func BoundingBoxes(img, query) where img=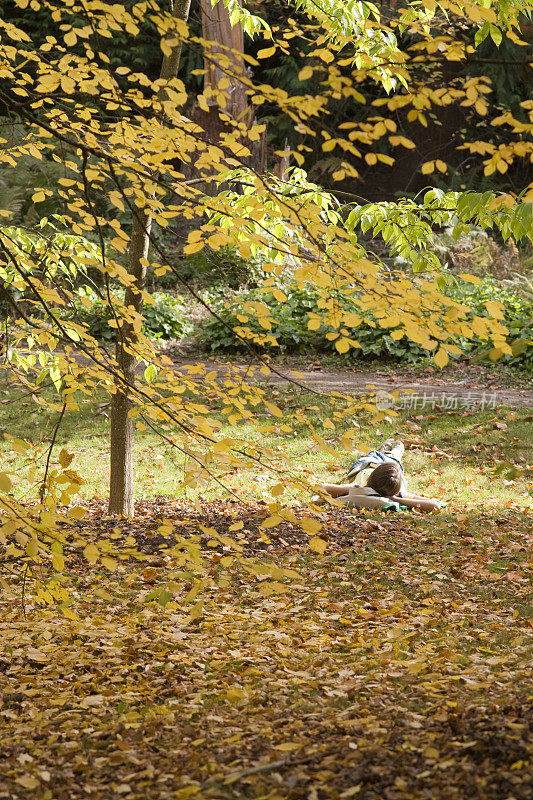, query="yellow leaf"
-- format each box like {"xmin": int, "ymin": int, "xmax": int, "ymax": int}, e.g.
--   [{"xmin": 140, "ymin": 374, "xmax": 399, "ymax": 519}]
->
[
  {"xmin": 265, "ymin": 401, "xmax": 283, "ymax": 417},
  {"xmin": 197, "ymin": 93, "xmax": 209, "ymax": 113},
  {"xmin": 261, "ymin": 514, "xmax": 283, "ymax": 529},
  {"xmin": 458, "ymin": 273, "xmax": 481, "ymax": 284},
  {"xmin": 83, "ymin": 543, "xmax": 99, "ymax": 564},
  {"xmin": 421, "ymin": 161, "xmax": 435, "ymax": 174},
  {"xmin": 68, "ymin": 506, "xmax": 86, "ymax": 520},
  {"xmin": 174, "ymin": 788, "xmax": 201, "ymax": 799},
  {"xmin": 340, "ymin": 786, "xmax": 362, "ymax": 798},
  {"xmin": 108, "ymin": 192, "xmax": 125, "ymax": 211},
  {"xmin": 12, "ymin": 438, "xmax": 29, "ymax": 454},
  {"xmin": 435, "ymin": 159, "xmax": 447, "ymax": 173},
  {"xmin": 335, "ymin": 337, "xmax": 350, "ymax": 354},
  {"xmin": 226, "ymin": 686, "xmax": 248, "ymax": 703},
  {"xmin": 316, "ymin": 48, "xmax": 334, "ymax": 63},
  {"xmin": 94, "ymin": 587, "xmax": 113, "ymax": 601},
  {"xmin": 188, "ymin": 599, "xmax": 204, "ymax": 621},
  {"xmin": 485, "ymin": 300, "xmax": 504, "ymax": 319},
  {"xmin": 434, "ymin": 347, "xmax": 449, "ymax": 368},
  {"xmin": 58, "ymin": 448, "xmax": 74, "ymax": 468},
  {"xmin": 257, "ymin": 580, "xmax": 288, "ymax": 596},
  {"xmin": 273, "ymin": 742, "xmax": 301, "ymax": 751},
  {"xmin": 298, "ymin": 65, "xmax": 313, "ymax": 81},
  {"xmin": 183, "ymin": 241, "xmax": 204, "ymax": 255},
  {"xmin": 26, "ymin": 539, "xmax": 38, "ymax": 559},
  {"xmin": 16, "ymin": 775, "xmax": 40, "ymax": 790},
  {"xmin": 257, "ymin": 47, "xmax": 276, "ymax": 59},
  {"xmin": 52, "ymin": 553, "xmax": 65, "ymax": 572},
  {"xmin": 61, "ymin": 75, "xmax": 76, "ymax": 94},
  {"xmin": 64, "ymin": 30, "xmax": 77, "ymax": 47},
  {"xmin": 300, "ymin": 517, "xmax": 323, "ymax": 535},
  {"xmin": 0, "ymin": 472, "xmax": 12, "ymax": 493},
  {"xmin": 309, "ymin": 536, "xmax": 327, "ymax": 554},
  {"xmin": 101, "ymin": 556, "xmax": 117, "ymax": 572}
]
